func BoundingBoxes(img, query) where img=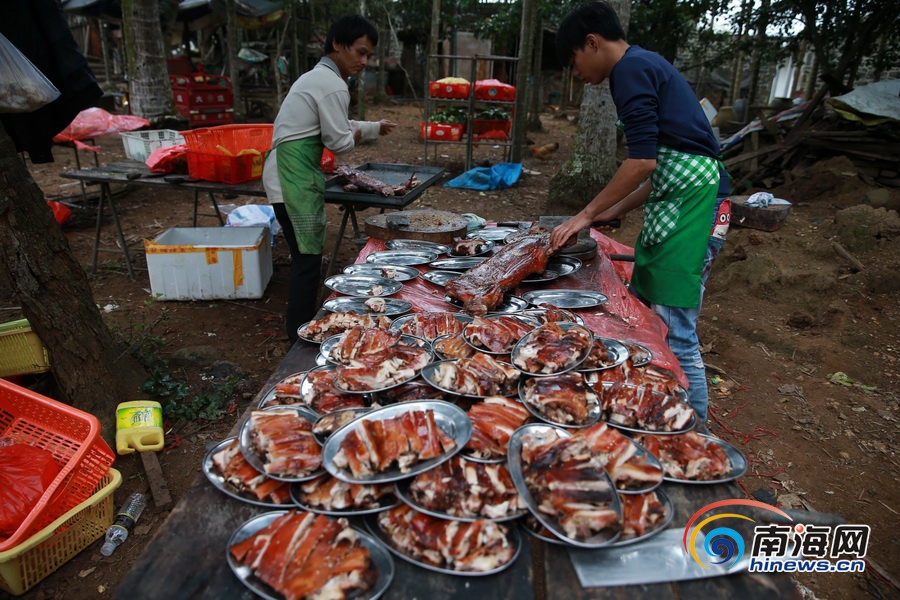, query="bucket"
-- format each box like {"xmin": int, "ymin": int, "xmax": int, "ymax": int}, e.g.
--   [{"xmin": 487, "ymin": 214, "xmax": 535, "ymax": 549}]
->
[{"xmin": 115, "ymin": 401, "xmax": 165, "ymax": 455}]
